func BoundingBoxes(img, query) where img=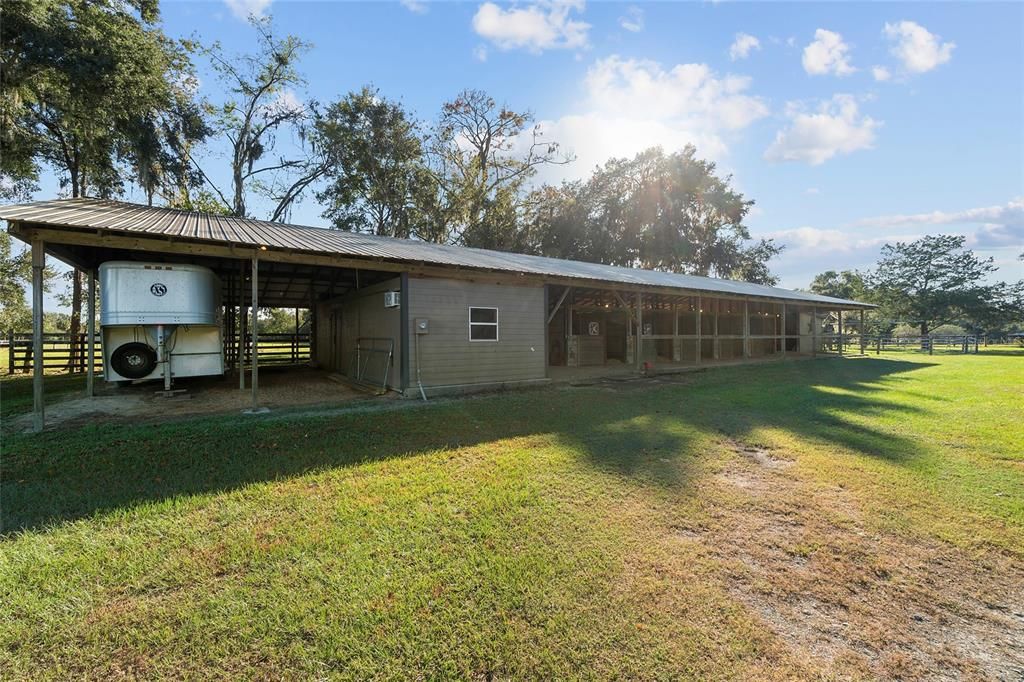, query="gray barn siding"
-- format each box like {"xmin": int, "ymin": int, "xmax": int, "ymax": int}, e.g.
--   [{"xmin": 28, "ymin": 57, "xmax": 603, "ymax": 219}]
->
[
  {"xmin": 315, "ymin": 278, "xmax": 402, "ymax": 387},
  {"xmin": 407, "ymin": 277, "xmax": 546, "ymax": 391}
]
